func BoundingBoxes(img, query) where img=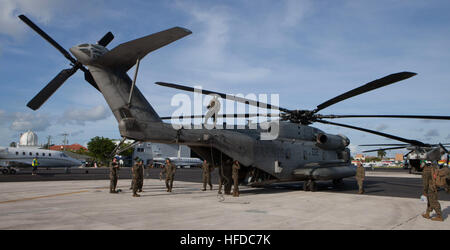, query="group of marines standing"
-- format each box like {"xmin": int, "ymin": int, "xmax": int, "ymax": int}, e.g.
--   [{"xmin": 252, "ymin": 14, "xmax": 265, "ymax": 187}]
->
[{"xmin": 109, "ymin": 157, "xmax": 242, "ymax": 198}]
